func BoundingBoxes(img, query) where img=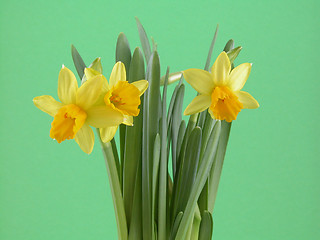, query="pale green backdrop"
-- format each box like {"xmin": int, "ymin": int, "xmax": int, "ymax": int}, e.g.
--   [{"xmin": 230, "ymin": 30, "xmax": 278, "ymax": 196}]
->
[{"xmin": 1, "ymin": 0, "xmax": 319, "ymax": 239}]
